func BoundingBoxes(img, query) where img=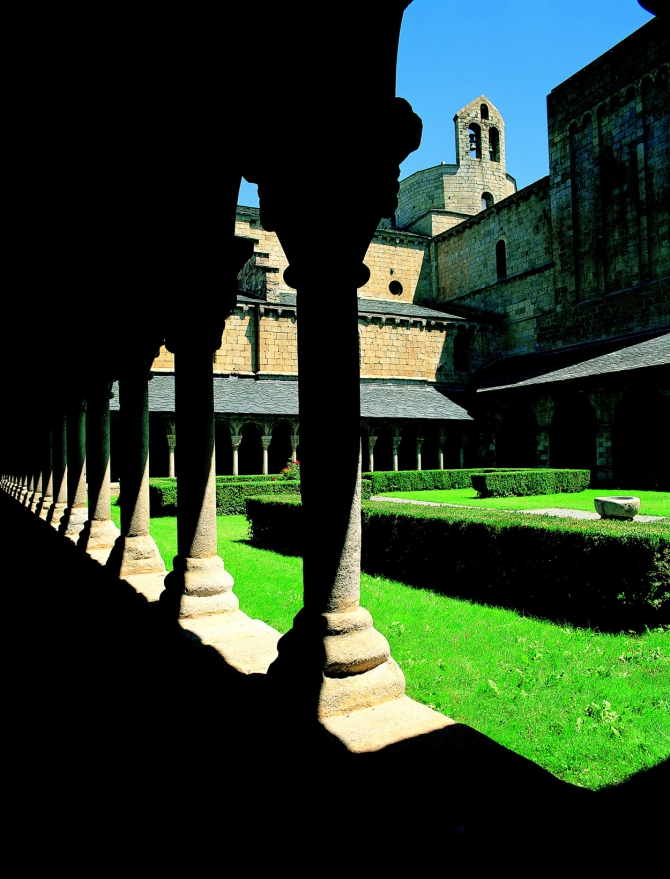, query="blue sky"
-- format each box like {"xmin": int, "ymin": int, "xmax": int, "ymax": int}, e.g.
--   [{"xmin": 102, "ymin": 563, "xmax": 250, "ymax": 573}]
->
[{"xmin": 237, "ymin": 0, "xmax": 653, "ymax": 206}]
